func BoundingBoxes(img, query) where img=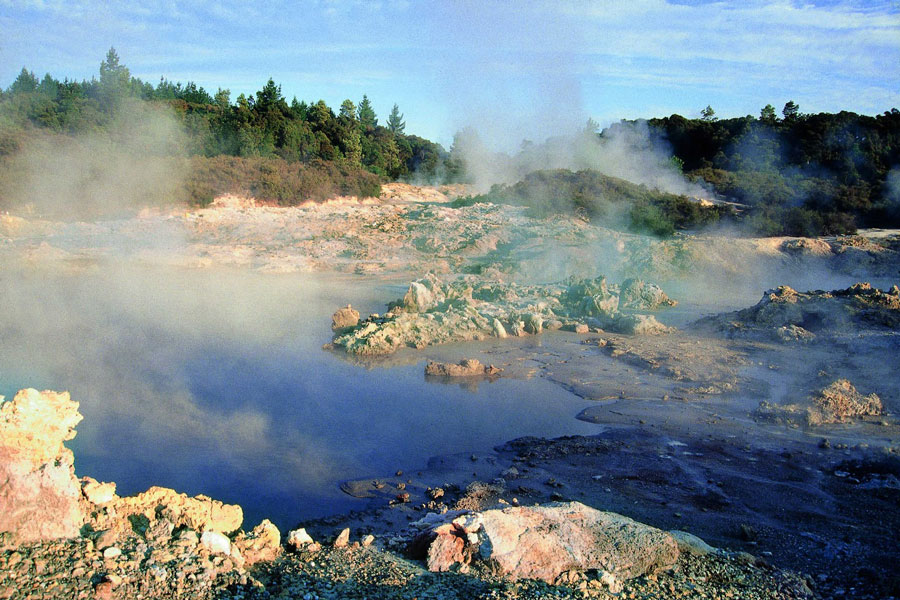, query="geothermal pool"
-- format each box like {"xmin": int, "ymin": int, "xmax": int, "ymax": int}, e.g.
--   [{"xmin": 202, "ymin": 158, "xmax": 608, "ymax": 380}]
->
[{"xmin": 0, "ymin": 264, "xmax": 598, "ymax": 530}]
